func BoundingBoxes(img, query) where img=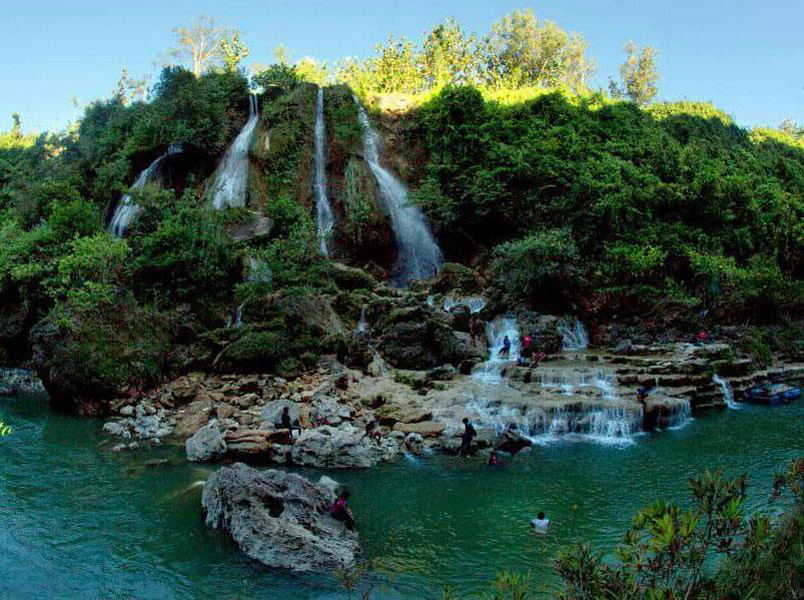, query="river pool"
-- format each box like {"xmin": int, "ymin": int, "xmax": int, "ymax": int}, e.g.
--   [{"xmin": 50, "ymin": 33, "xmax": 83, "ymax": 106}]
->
[{"xmin": 1, "ymin": 393, "xmax": 801, "ymax": 599}]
